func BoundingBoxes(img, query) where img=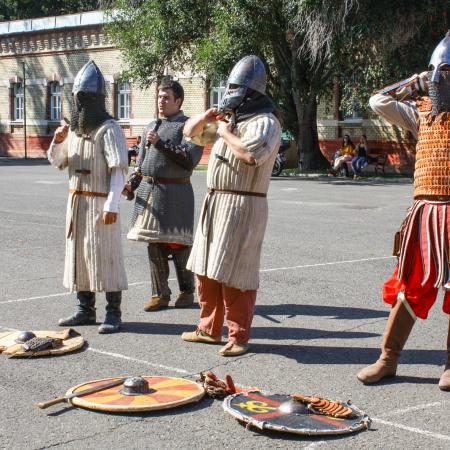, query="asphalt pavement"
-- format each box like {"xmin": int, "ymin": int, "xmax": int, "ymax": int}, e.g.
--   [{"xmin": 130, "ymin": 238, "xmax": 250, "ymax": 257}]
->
[{"xmin": 0, "ymin": 159, "xmax": 449, "ymax": 449}]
